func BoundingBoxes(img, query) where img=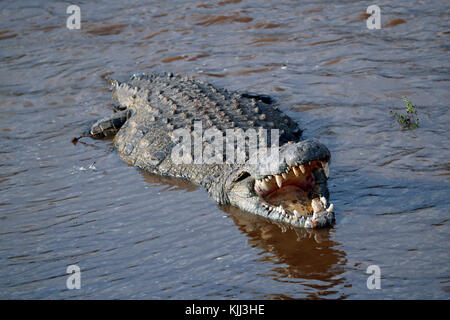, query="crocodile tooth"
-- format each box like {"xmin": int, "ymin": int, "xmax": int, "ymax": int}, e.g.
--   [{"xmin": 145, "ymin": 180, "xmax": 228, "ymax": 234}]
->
[
  {"xmin": 264, "ymin": 177, "xmax": 270, "ymax": 182},
  {"xmin": 299, "ymin": 164, "xmax": 306, "ymax": 174},
  {"xmin": 311, "ymin": 198, "xmax": 325, "ymax": 214},
  {"xmin": 293, "ymin": 210, "xmax": 301, "ymax": 218},
  {"xmin": 262, "ymin": 181, "xmax": 271, "ymax": 190},
  {"xmin": 292, "ymin": 166, "xmax": 300, "ymax": 176},
  {"xmin": 326, "ymin": 203, "xmax": 334, "ymax": 213},
  {"xmin": 285, "ymin": 167, "xmax": 291, "ymax": 172},
  {"xmin": 281, "ymin": 173, "xmax": 287, "ymax": 179},
  {"xmin": 321, "ymin": 161, "xmax": 329, "ymax": 178},
  {"xmin": 255, "ymin": 180, "xmax": 264, "ymax": 190},
  {"xmin": 275, "ymin": 175, "xmax": 283, "ymax": 188},
  {"xmin": 320, "ymin": 196, "xmax": 327, "ymax": 207}
]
